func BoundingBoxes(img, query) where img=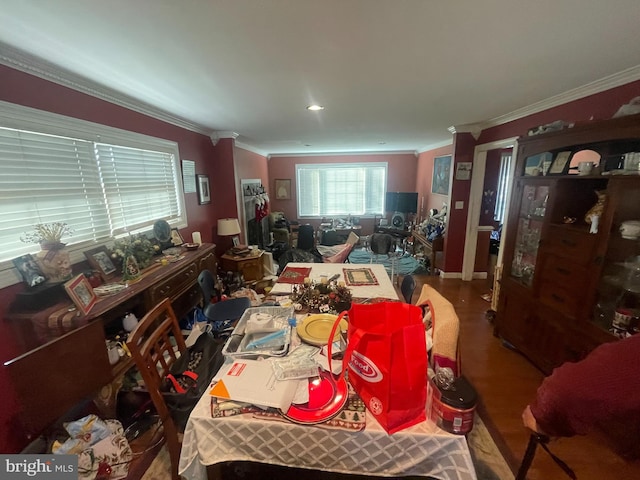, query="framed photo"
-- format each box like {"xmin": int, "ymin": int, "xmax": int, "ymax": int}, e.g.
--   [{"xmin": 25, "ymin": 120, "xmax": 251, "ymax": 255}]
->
[
  {"xmin": 170, "ymin": 228, "xmax": 184, "ymax": 246},
  {"xmin": 232, "ymin": 236, "xmax": 240, "ymax": 247},
  {"xmin": 275, "ymin": 179, "xmax": 291, "ymax": 200},
  {"xmin": 432, "ymin": 155, "xmax": 452, "ymax": 195},
  {"xmin": 455, "ymin": 162, "xmax": 472, "ymax": 180},
  {"xmin": 548, "ymin": 151, "xmax": 572, "ymax": 175},
  {"xmin": 524, "ymin": 152, "xmax": 553, "ymax": 176},
  {"xmin": 84, "ymin": 246, "xmax": 117, "ymax": 281},
  {"xmin": 196, "ymin": 174, "xmax": 211, "ymax": 205},
  {"xmin": 12, "ymin": 254, "xmax": 46, "ymax": 287},
  {"xmin": 64, "ymin": 274, "xmax": 97, "ymax": 315}
]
